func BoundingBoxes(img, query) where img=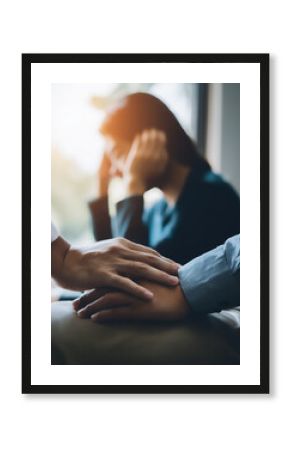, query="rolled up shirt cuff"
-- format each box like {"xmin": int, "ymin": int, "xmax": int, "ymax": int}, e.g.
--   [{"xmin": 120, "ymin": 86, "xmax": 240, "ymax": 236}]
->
[
  {"xmin": 88, "ymin": 196, "xmax": 109, "ymax": 218},
  {"xmin": 116, "ymin": 195, "xmax": 144, "ymax": 217},
  {"xmin": 88, "ymin": 197, "xmax": 113, "ymax": 240},
  {"xmin": 115, "ymin": 195, "xmax": 145, "ymax": 237},
  {"xmin": 178, "ymin": 237, "xmax": 240, "ymax": 313}
]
